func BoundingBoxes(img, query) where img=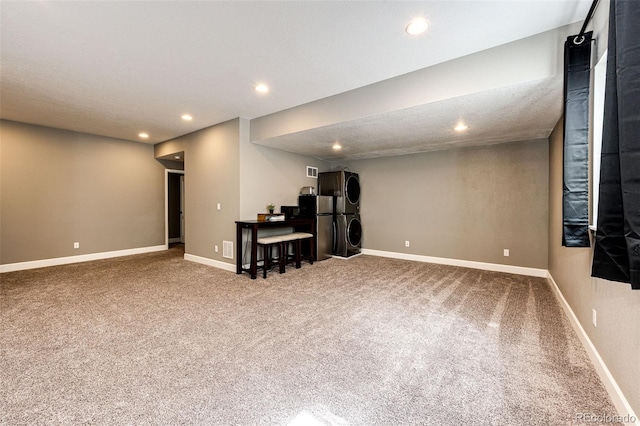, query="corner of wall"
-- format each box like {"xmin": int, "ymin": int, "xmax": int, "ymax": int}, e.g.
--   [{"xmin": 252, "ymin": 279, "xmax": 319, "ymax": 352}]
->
[{"xmin": 548, "ymin": 105, "xmax": 639, "ymax": 416}]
